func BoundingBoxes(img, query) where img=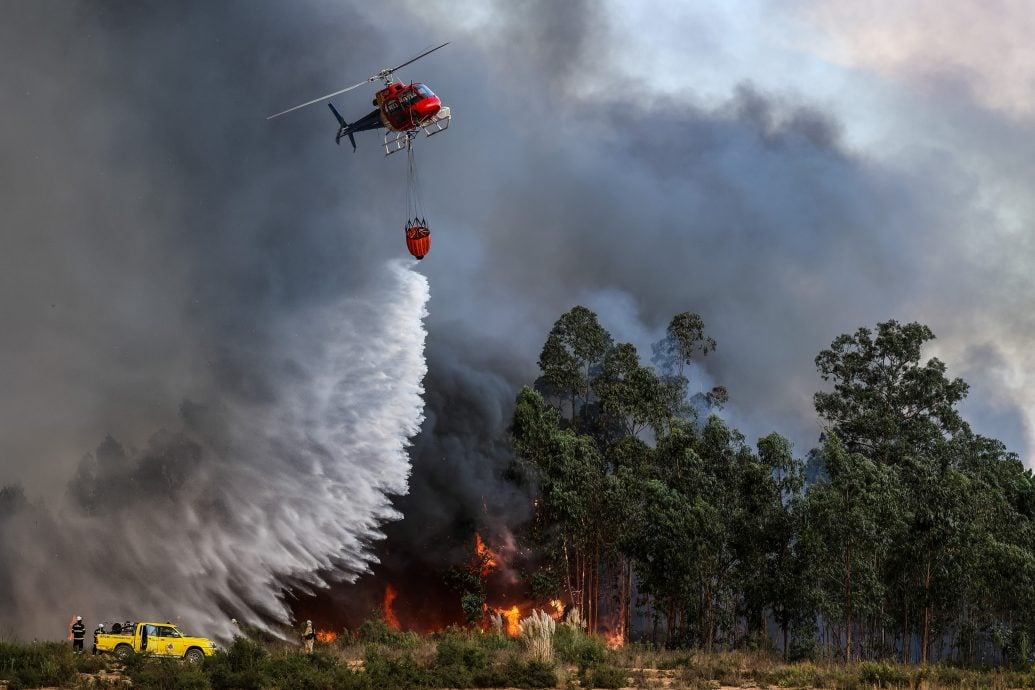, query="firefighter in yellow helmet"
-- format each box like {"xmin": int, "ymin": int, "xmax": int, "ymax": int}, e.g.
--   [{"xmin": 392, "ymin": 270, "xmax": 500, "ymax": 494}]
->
[{"xmin": 302, "ymin": 620, "xmax": 315, "ymax": 654}]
